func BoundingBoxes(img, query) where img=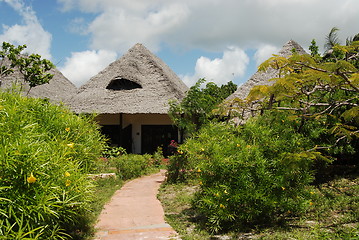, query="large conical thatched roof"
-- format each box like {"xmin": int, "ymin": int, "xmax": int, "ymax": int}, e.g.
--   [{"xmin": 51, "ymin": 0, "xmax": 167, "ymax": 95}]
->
[
  {"xmin": 69, "ymin": 43, "xmax": 189, "ymax": 114},
  {"xmin": 227, "ymin": 40, "xmax": 307, "ymax": 101},
  {"xmin": 0, "ymin": 60, "xmax": 77, "ymax": 105}
]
